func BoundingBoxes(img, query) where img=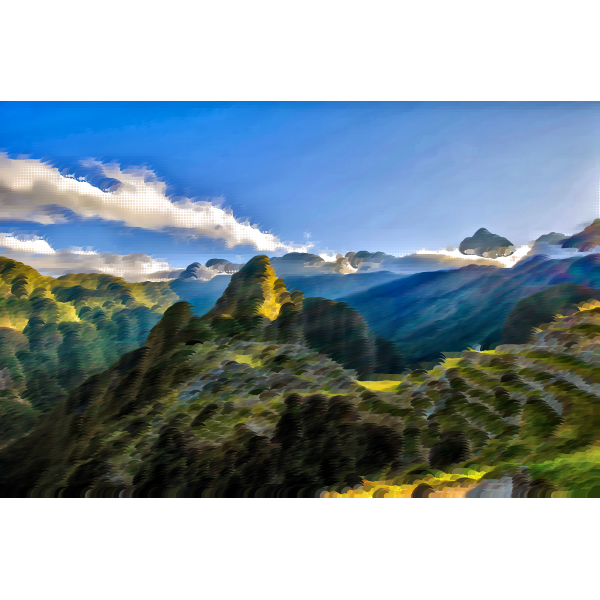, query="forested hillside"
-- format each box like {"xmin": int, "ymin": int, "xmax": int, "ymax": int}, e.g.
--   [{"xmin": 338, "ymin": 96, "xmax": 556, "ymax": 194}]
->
[
  {"xmin": 0, "ymin": 257, "xmax": 179, "ymax": 446},
  {"xmin": 0, "ymin": 299, "xmax": 404, "ymax": 497},
  {"xmin": 0, "ymin": 254, "xmax": 403, "ymax": 448},
  {"xmin": 198, "ymin": 255, "xmax": 403, "ymax": 378},
  {"xmin": 1, "ymin": 255, "xmax": 599, "ymax": 497}
]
